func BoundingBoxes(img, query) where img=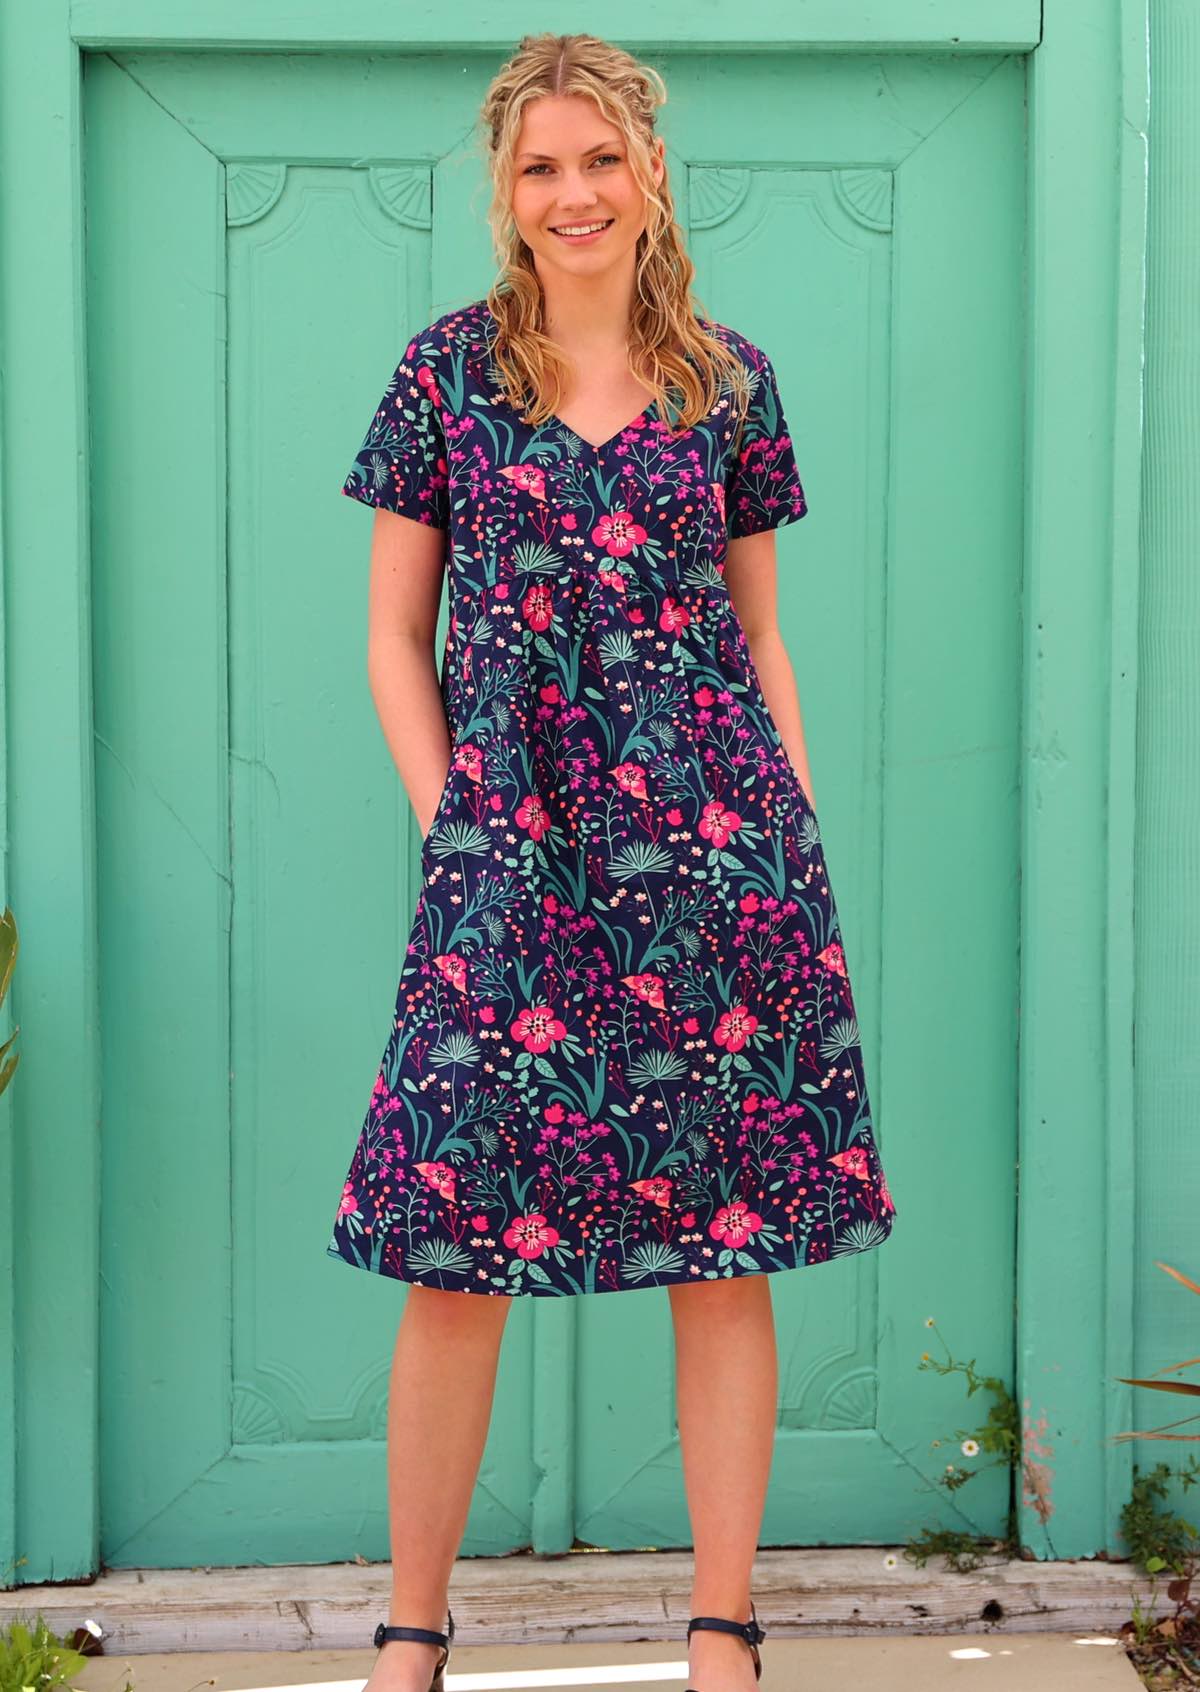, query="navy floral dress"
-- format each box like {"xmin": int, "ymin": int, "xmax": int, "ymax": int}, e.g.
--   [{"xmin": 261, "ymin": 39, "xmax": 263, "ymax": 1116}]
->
[{"xmin": 326, "ymin": 296, "xmax": 897, "ymax": 1297}]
